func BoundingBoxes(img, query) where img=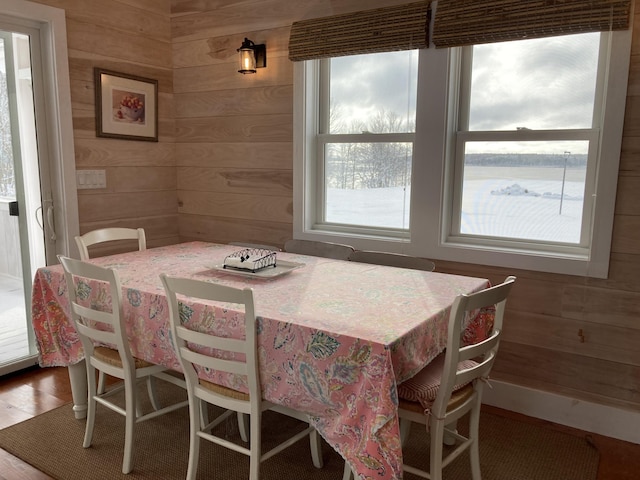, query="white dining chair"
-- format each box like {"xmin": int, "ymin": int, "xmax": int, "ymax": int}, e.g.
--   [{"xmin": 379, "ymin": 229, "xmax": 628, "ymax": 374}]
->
[
  {"xmin": 75, "ymin": 227, "xmax": 146, "ymax": 260},
  {"xmin": 348, "ymin": 250, "xmax": 436, "ymax": 271},
  {"xmin": 343, "ymin": 276, "xmax": 516, "ymax": 480},
  {"xmin": 58, "ymin": 255, "xmax": 187, "ymax": 474},
  {"xmin": 74, "ymin": 227, "xmax": 148, "ymax": 394},
  {"xmin": 161, "ymin": 274, "xmax": 324, "ymax": 480},
  {"xmin": 284, "ymin": 239, "xmax": 354, "ymax": 260}
]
